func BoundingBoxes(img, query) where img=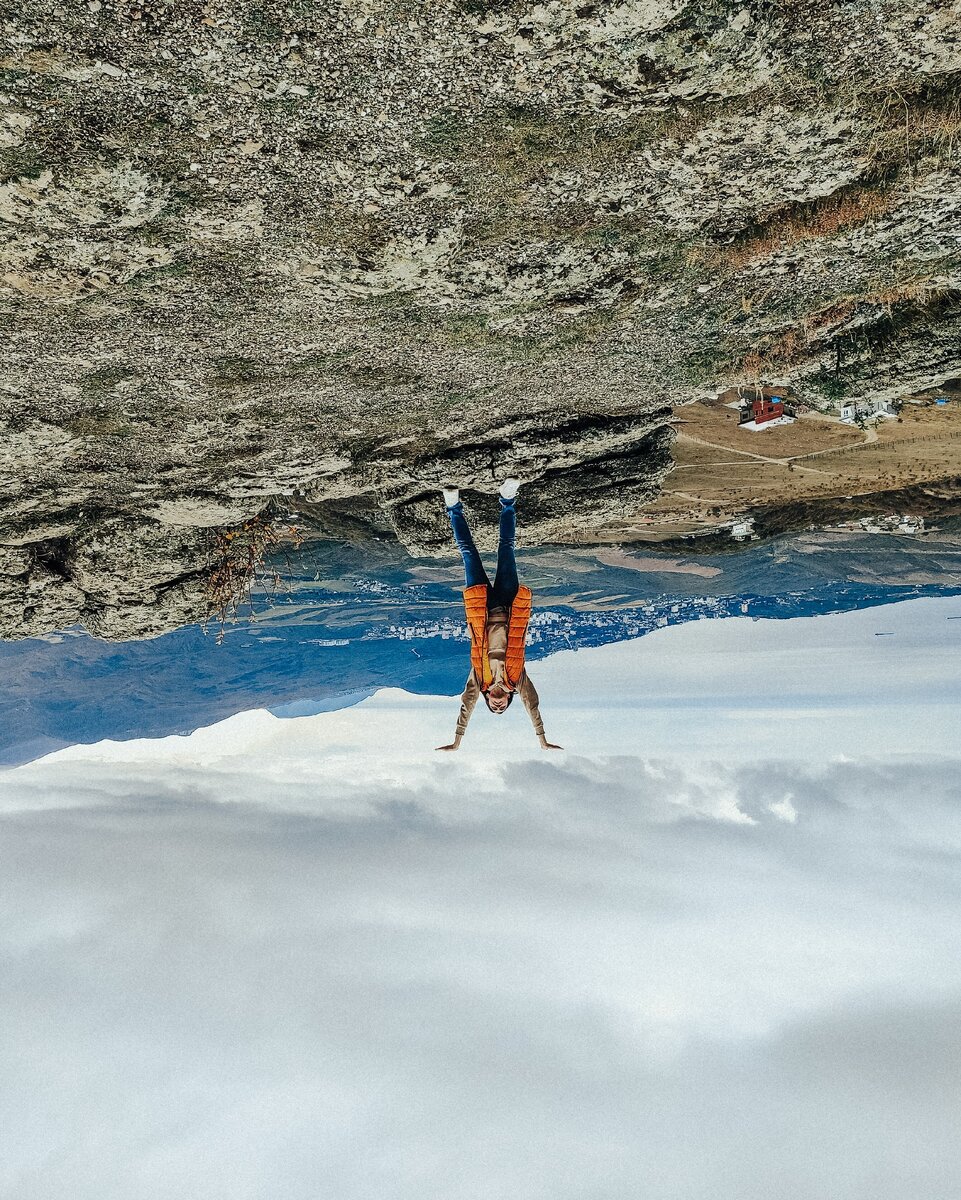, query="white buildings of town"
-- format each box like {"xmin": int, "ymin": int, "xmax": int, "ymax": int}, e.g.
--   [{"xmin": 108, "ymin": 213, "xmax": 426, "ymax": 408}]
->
[
  {"xmin": 730, "ymin": 518, "xmax": 757, "ymax": 541},
  {"xmin": 831, "ymin": 514, "xmax": 925, "ymax": 536},
  {"xmin": 839, "ymin": 398, "xmax": 898, "ymax": 423}
]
